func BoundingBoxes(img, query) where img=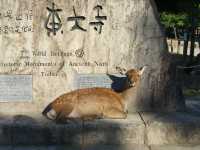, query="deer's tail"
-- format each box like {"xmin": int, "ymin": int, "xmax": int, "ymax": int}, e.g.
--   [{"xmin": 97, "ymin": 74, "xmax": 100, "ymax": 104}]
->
[
  {"xmin": 42, "ymin": 103, "xmax": 57, "ymax": 120},
  {"xmin": 42, "ymin": 103, "xmax": 52, "ymax": 115}
]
